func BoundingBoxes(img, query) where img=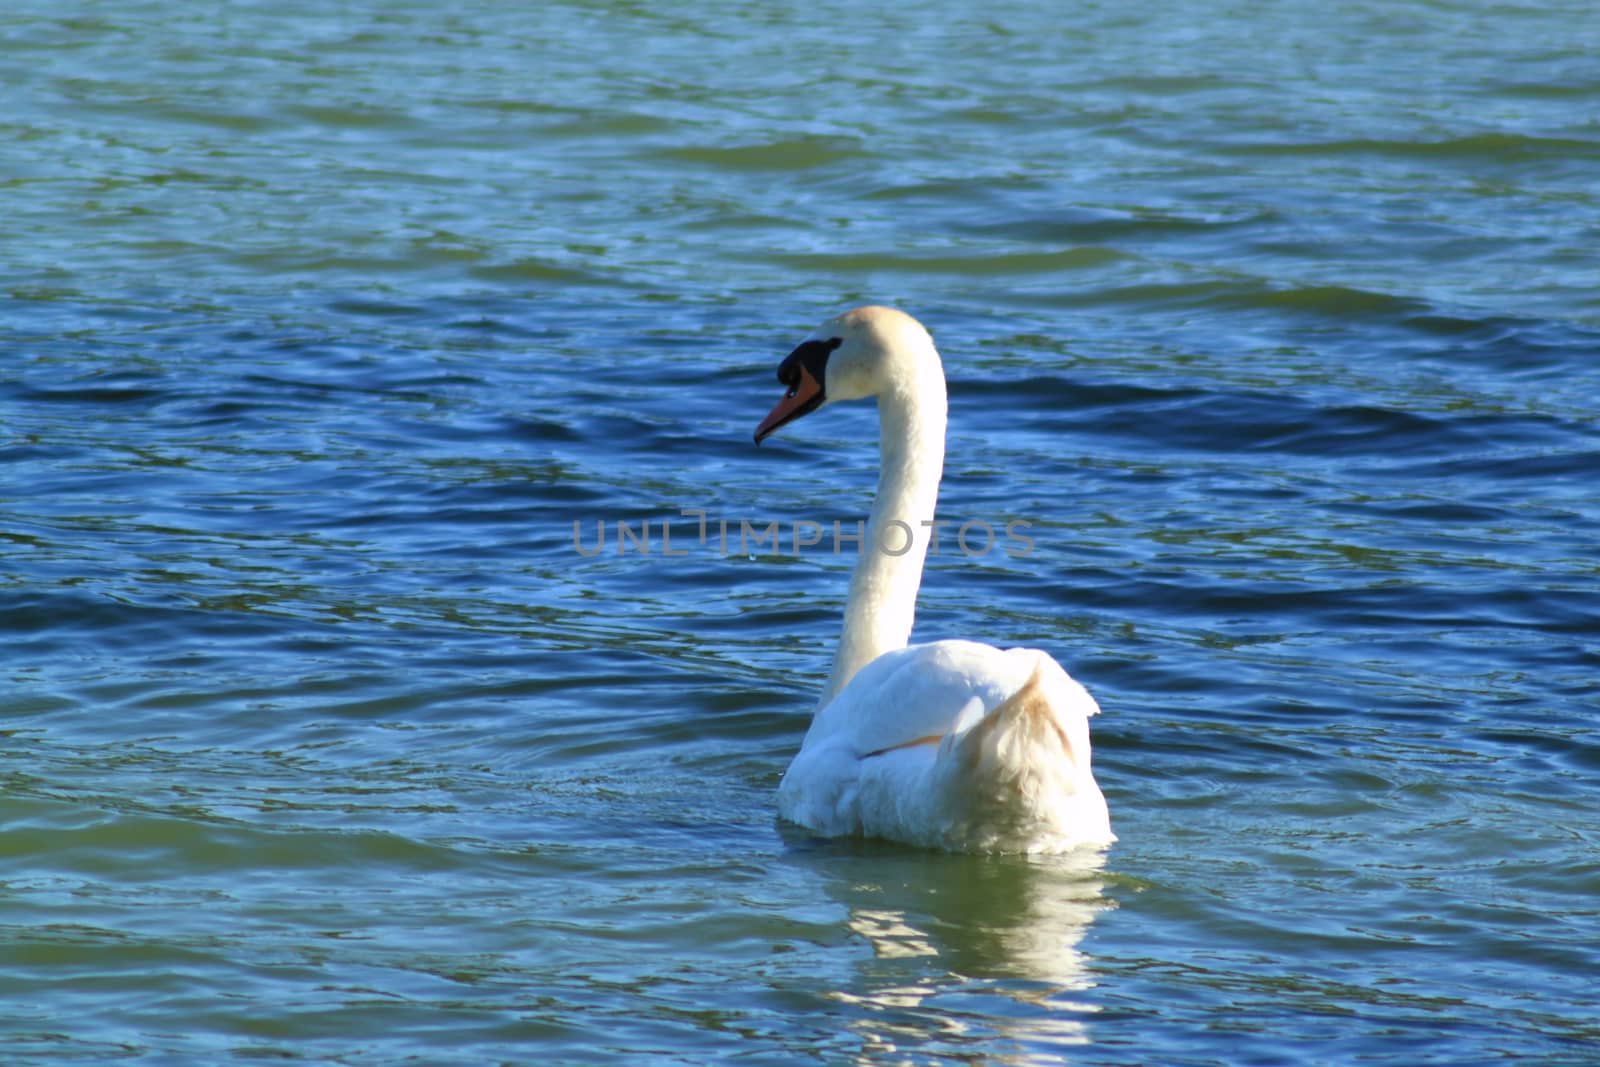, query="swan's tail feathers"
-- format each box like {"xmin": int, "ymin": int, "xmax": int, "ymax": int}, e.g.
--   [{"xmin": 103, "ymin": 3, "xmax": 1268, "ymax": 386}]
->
[
  {"xmin": 939, "ymin": 653, "xmax": 1112, "ymax": 851},
  {"xmin": 957, "ymin": 656, "xmax": 1080, "ymax": 776}
]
